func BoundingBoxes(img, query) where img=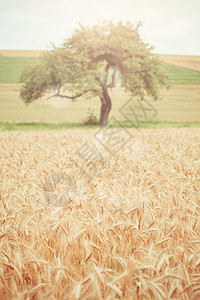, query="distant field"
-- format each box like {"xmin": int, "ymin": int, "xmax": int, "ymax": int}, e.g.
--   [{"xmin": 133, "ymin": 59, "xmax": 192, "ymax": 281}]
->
[
  {"xmin": 159, "ymin": 54, "xmax": 200, "ymax": 71},
  {"xmin": 0, "ymin": 56, "xmax": 40, "ymax": 83},
  {"xmin": 1, "ymin": 50, "xmax": 200, "ymax": 70},
  {"xmin": 1, "ymin": 51, "xmax": 200, "ymax": 84},
  {"xmin": 0, "ymin": 50, "xmax": 199, "ymax": 126},
  {"xmin": 160, "ymin": 63, "xmax": 200, "ymax": 84},
  {"xmin": 0, "ymin": 50, "xmax": 44, "ymax": 57},
  {"xmin": 0, "ymin": 83, "xmax": 199, "ymax": 124}
]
